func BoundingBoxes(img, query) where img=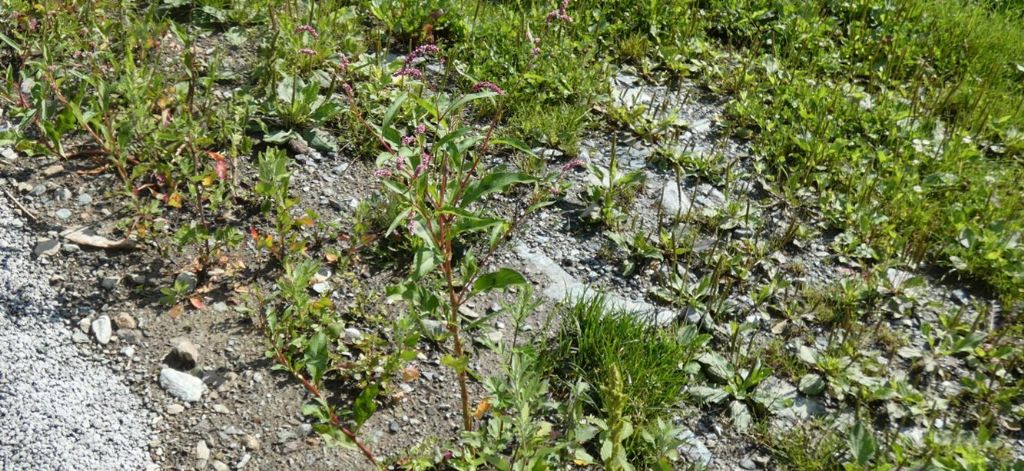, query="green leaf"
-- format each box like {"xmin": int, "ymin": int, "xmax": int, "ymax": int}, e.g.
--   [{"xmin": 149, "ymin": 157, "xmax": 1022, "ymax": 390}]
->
[
  {"xmin": 411, "ymin": 248, "xmax": 438, "ymax": 280},
  {"xmin": 848, "ymin": 421, "xmax": 876, "ymax": 466},
  {"xmin": 471, "ymin": 268, "xmax": 527, "ymax": 296},
  {"xmin": 729, "ymin": 400, "xmax": 753, "ymax": 432},
  {"xmin": 352, "ymin": 385, "xmax": 379, "ymax": 430},
  {"xmin": 382, "ymin": 92, "xmax": 407, "ymax": 135},
  {"xmin": 460, "ymin": 172, "xmax": 537, "ymax": 207},
  {"xmin": 799, "ymin": 373, "xmax": 826, "ymax": 396},
  {"xmin": 689, "ymin": 385, "xmax": 729, "ymax": 404},
  {"xmin": 697, "ymin": 352, "xmax": 735, "ymax": 383},
  {"xmin": 304, "ymin": 331, "xmax": 329, "ymax": 383}
]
